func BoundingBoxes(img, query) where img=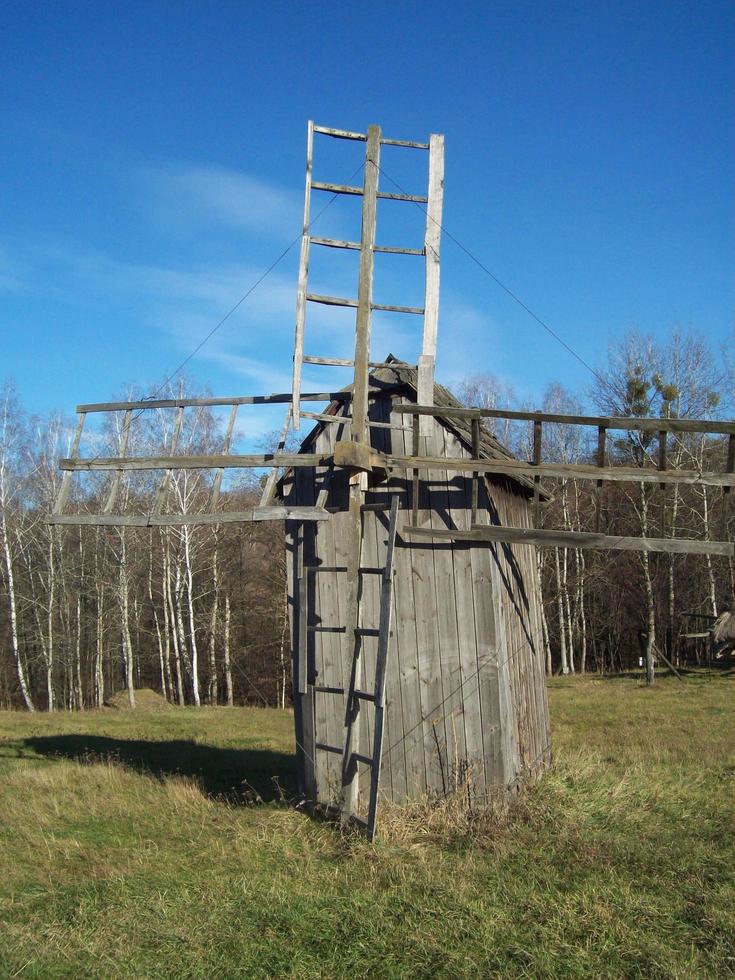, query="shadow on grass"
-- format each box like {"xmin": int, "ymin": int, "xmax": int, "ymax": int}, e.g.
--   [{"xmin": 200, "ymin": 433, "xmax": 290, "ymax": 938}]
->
[{"xmin": 22, "ymin": 735, "xmax": 298, "ymax": 805}]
